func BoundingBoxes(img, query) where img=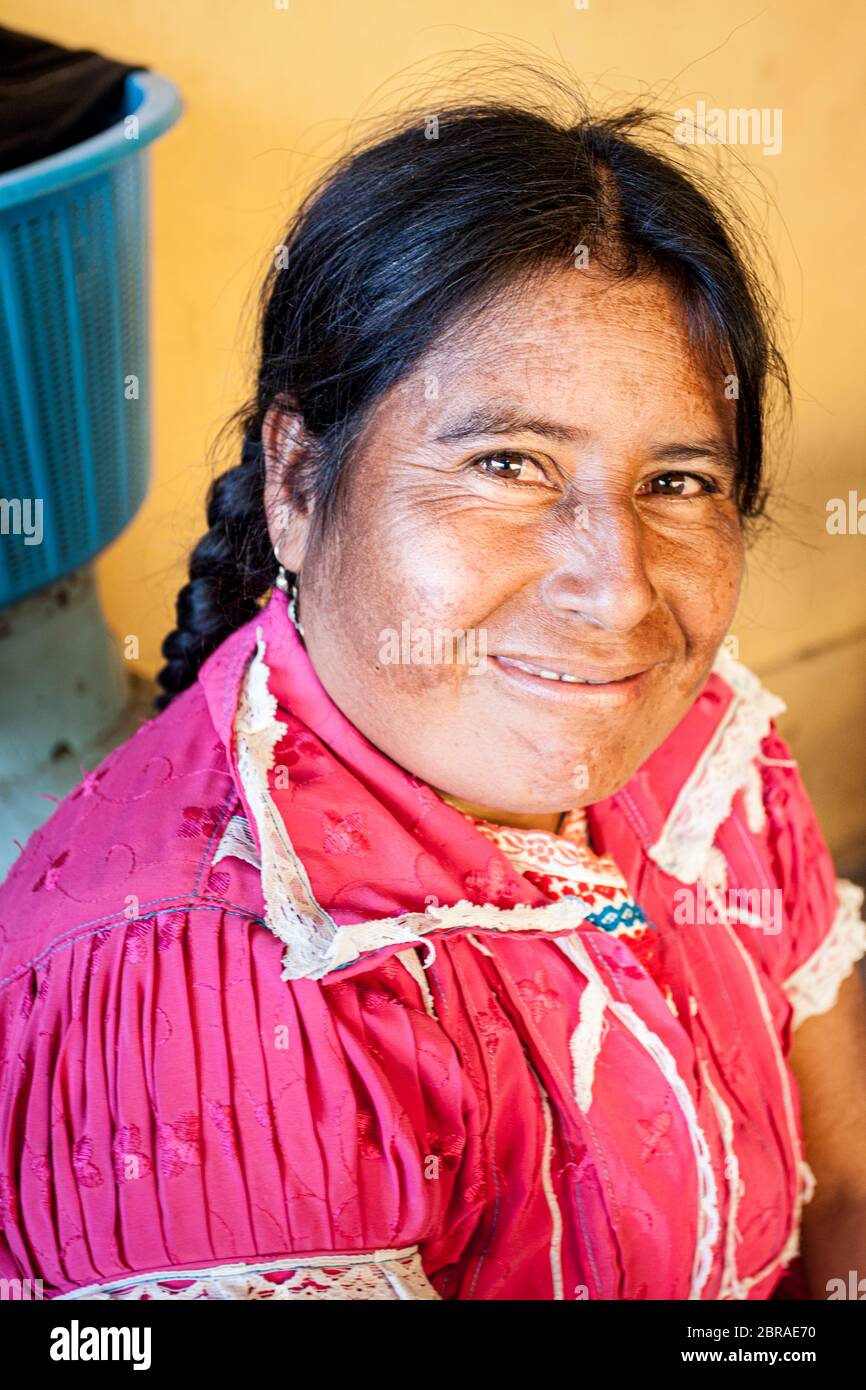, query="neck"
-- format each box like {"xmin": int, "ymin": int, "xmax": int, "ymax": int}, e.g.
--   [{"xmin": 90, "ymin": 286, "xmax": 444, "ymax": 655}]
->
[{"xmin": 434, "ymin": 791, "xmax": 564, "ymax": 834}]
